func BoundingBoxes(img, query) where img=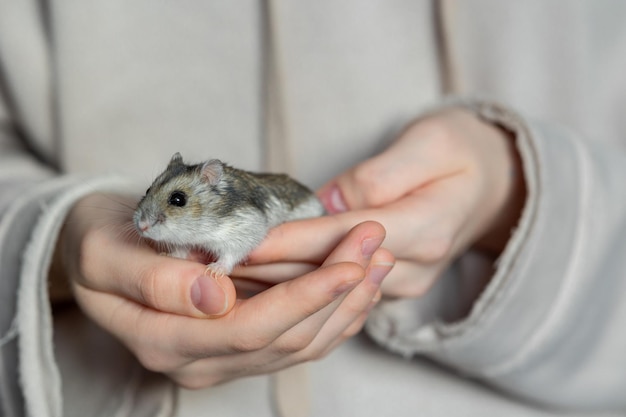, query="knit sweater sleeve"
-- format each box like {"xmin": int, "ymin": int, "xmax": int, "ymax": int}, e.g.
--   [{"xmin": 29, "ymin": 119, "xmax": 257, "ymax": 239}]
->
[{"xmin": 366, "ymin": 100, "xmax": 626, "ymax": 412}]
